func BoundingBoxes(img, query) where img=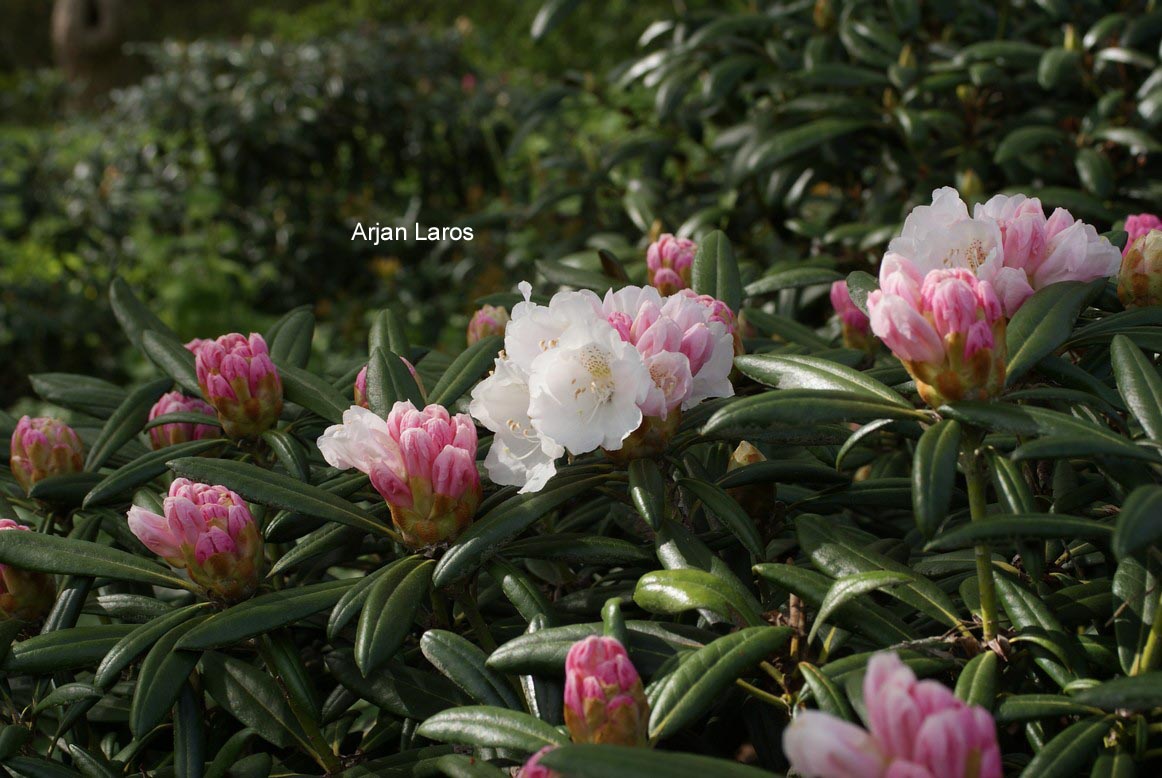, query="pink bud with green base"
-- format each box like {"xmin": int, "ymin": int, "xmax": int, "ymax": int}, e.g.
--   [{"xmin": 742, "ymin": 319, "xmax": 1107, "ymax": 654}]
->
[
  {"xmin": 194, "ymin": 333, "xmax": 283, "ymax": 440},
  {"xmin": 0, "ymin": 520, "xmax": 56, "ymax": 621},
  {"xmin": 9, "ymin": 416, "xmax": 84, "ymax": 494},
  {"xmin": 563, "ymin": 635, "xmax": 650, "ymax": 747}
]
